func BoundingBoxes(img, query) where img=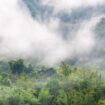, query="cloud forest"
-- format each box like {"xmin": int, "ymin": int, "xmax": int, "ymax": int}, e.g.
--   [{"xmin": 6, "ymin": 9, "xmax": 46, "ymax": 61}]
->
[{"xmin": 0, "ymin": 0, "xmax": 105, "ymax": 105}]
